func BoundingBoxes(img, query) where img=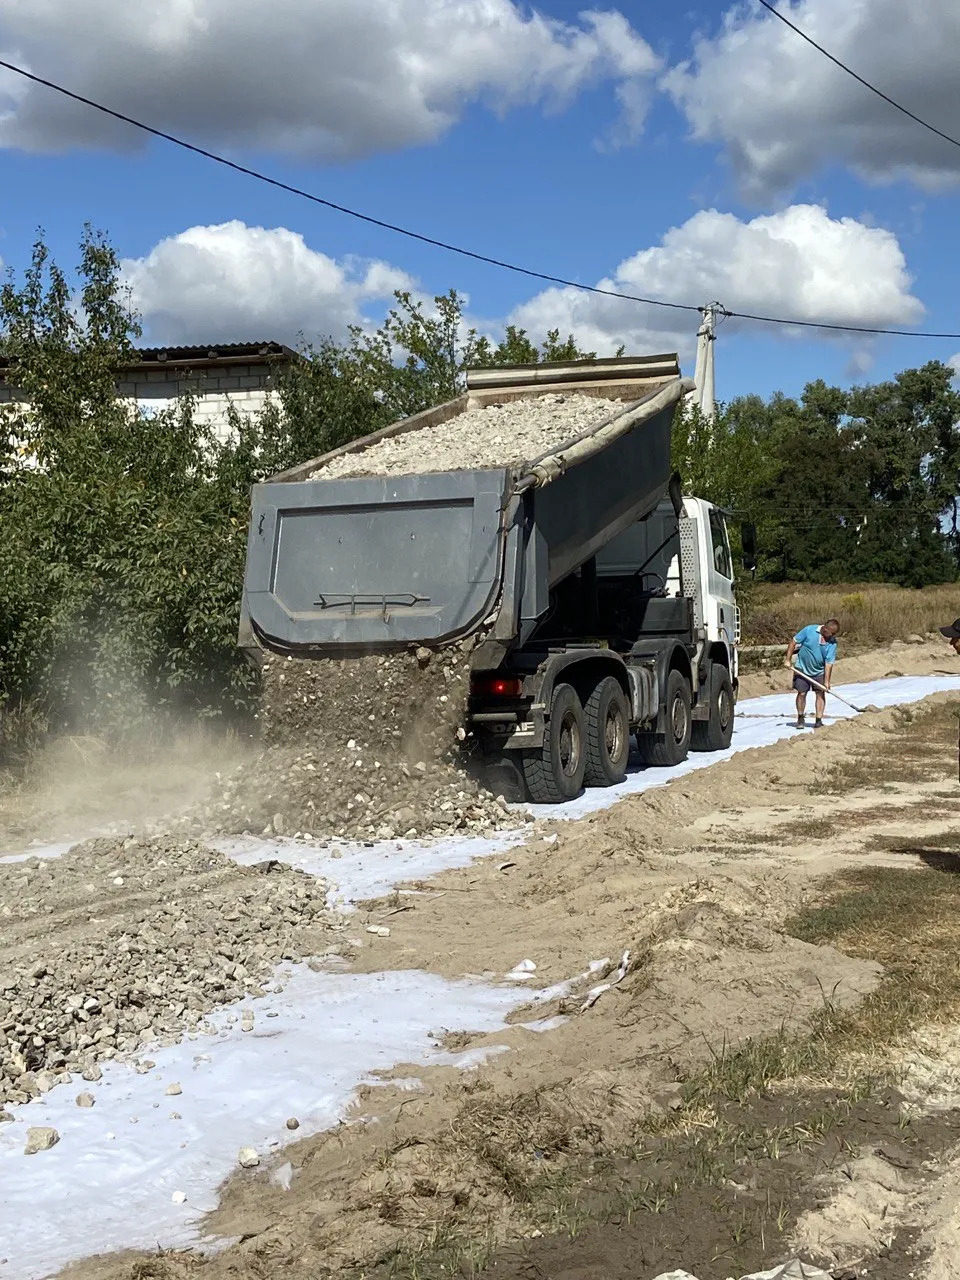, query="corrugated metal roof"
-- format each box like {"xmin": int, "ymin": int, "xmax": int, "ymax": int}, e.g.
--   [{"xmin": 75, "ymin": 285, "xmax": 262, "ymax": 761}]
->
[
  {"xmin": 0, "ymin": 341, "xmax": 298, "ymax": 375},
  {"xmin": 135, "ymin": 342, "xmax": 297, "ymax": 362}
]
